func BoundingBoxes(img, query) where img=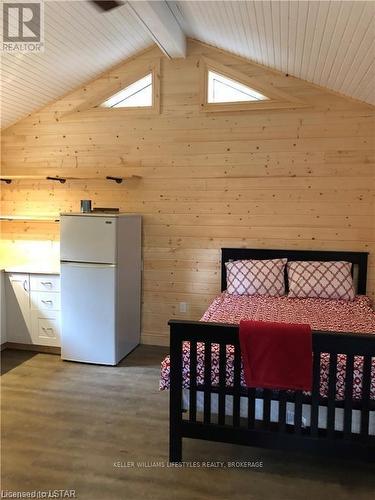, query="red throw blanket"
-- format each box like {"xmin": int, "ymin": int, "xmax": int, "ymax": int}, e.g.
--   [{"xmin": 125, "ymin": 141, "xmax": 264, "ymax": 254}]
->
[{"xmin": 239, "ymin": 320, "xmax": 312, "ymax": 391}]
